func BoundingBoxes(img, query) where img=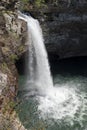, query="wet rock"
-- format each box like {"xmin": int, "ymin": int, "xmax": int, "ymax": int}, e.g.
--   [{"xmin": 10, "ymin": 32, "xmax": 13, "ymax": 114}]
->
[
  {"xmin": 36, "ymin": 4, "xmax": 87, "ymax": 59},
  {"xmin": 23, "ymin": 1, "xmax": 87, "ymax": 59}
]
